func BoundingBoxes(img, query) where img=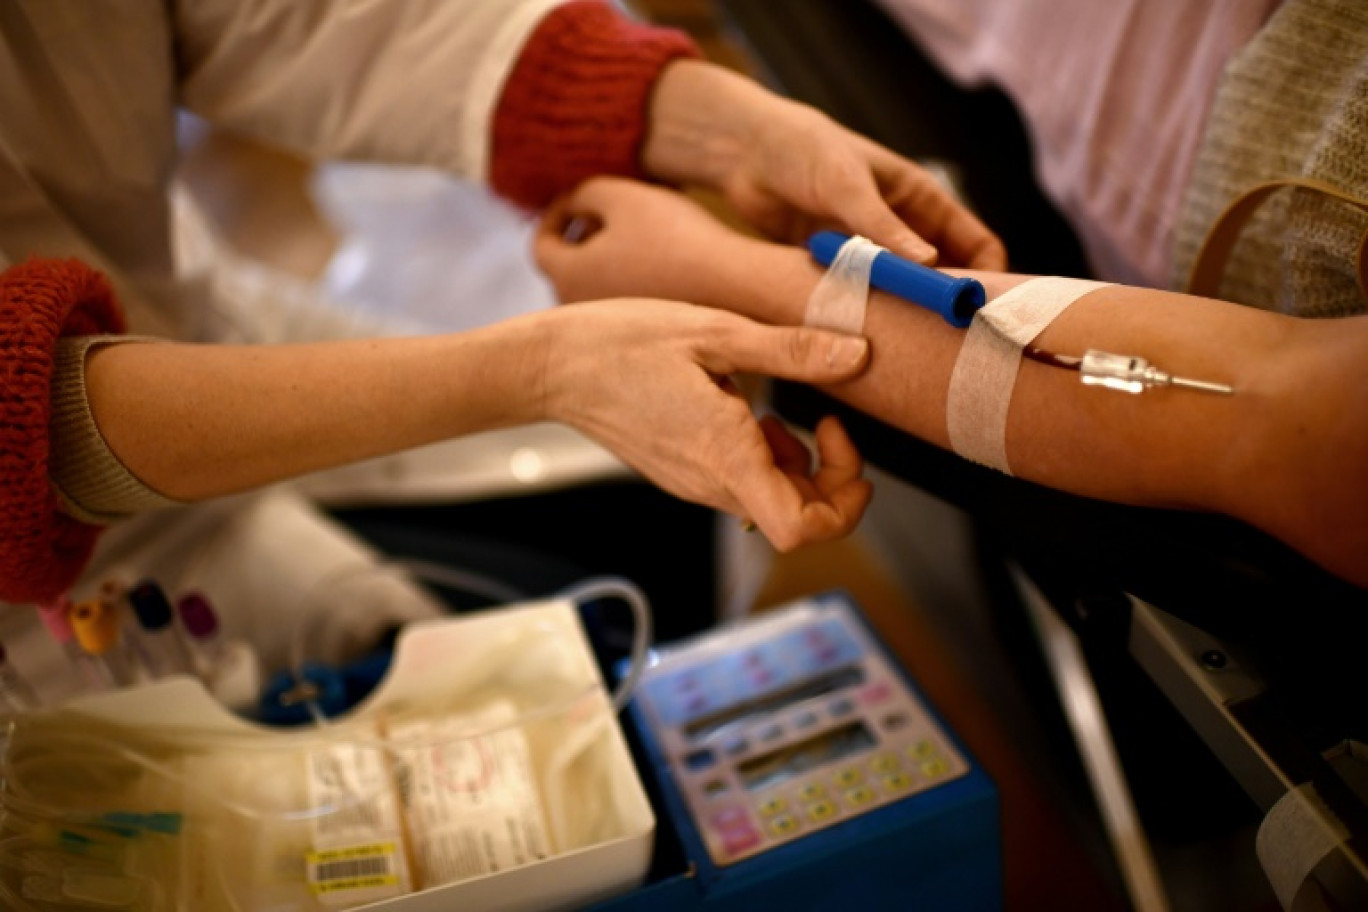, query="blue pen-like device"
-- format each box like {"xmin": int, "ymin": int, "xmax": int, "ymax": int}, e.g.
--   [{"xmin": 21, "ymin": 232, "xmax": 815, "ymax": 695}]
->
[{"xmin": 807, "ymin": 231, "xmax": 986, "ymax": 329}]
